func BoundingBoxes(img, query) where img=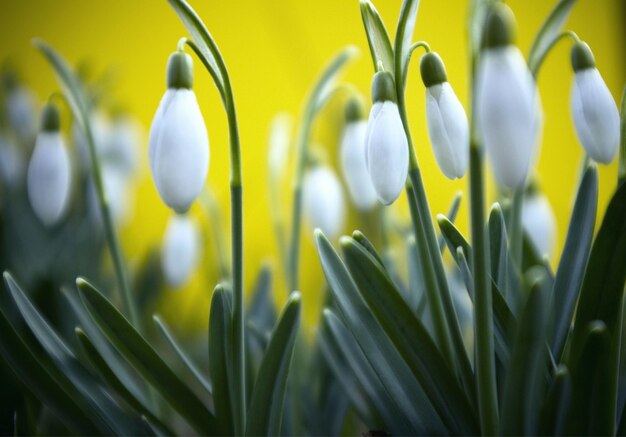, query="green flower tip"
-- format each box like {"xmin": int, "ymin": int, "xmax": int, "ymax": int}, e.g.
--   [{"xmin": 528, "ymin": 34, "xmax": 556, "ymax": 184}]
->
[
  {"xmin": 420, "ymin": 52, "xmax": 448, "ymax": 87},
  {"xmin": 371, "ymin": 71, "xmax": 397, "ymax": 103},
  {"xmin": 482, "ymin": 3, "xmax": 516, "ymax": 49},
  {"xmin": 166, "ymin": 51, "xmax": 194, "ymax": 89},
  {"xmin": 40, "ymin": 102, "xmax": 61, "ymax": 132},
  {"xmin": 571, "ymin": 42, "xmax": 596, "ymax": 71},
  {"xmin": 345, "ymin": 95, "xmax": 365, "ymax": 122}
]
